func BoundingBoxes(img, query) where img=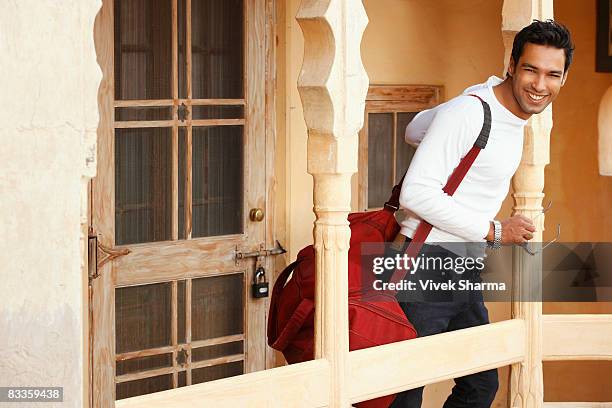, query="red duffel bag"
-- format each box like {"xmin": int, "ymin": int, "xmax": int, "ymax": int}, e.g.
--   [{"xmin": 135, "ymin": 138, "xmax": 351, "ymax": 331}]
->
[{"xmin": 267, "ymin": 182, "xmax": 416, "ymax": 408}]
